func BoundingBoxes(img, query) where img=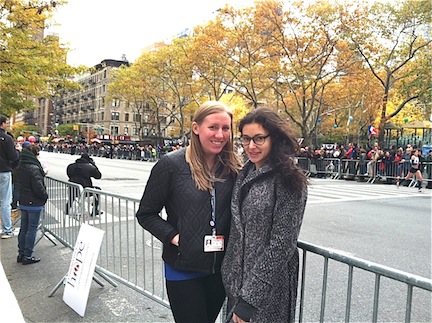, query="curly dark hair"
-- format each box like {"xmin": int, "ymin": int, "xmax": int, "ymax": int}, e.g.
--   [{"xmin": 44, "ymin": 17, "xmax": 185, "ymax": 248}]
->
[{"xmin": 239, "ymin": 107, "xmax": 308, "ymax": 191}]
